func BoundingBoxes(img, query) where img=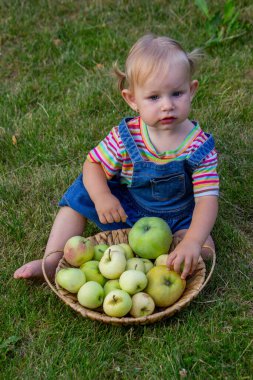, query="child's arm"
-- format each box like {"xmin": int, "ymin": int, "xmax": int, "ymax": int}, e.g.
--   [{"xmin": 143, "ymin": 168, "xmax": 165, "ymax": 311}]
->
[
  {"xmin": 83, "ymin": 159, "xmax": 128, "ymax": 224},
  {"xmin": 167, "ymin": 196, "xmax": 218, "ymax": 279}
]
